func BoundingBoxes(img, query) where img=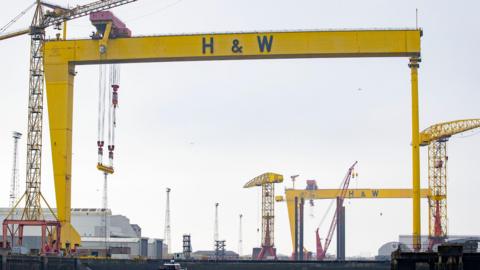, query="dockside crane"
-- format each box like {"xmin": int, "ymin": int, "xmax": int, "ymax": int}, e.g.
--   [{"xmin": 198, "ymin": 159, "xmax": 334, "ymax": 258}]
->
[
  {"xmin": 0, "ymin": 0, "xmax": 138, "ymax": 253},
  {"xmin": 244, "ymin": 173, "xmax": 284, "ymax": 260},
  {"xmin": 277, "ymin": 185, "xmax": 430, "ymax": 257},
  {"xmin": 420, "ymin": 119, "xmax": 480, "ymax": 249},
  {"xmin": 315, "ymin": 161, "xmax": 357, "ymax": 260},
  {"xmin": 24, "ymin": 21, "xmax": 422, "ymax": 253}
]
